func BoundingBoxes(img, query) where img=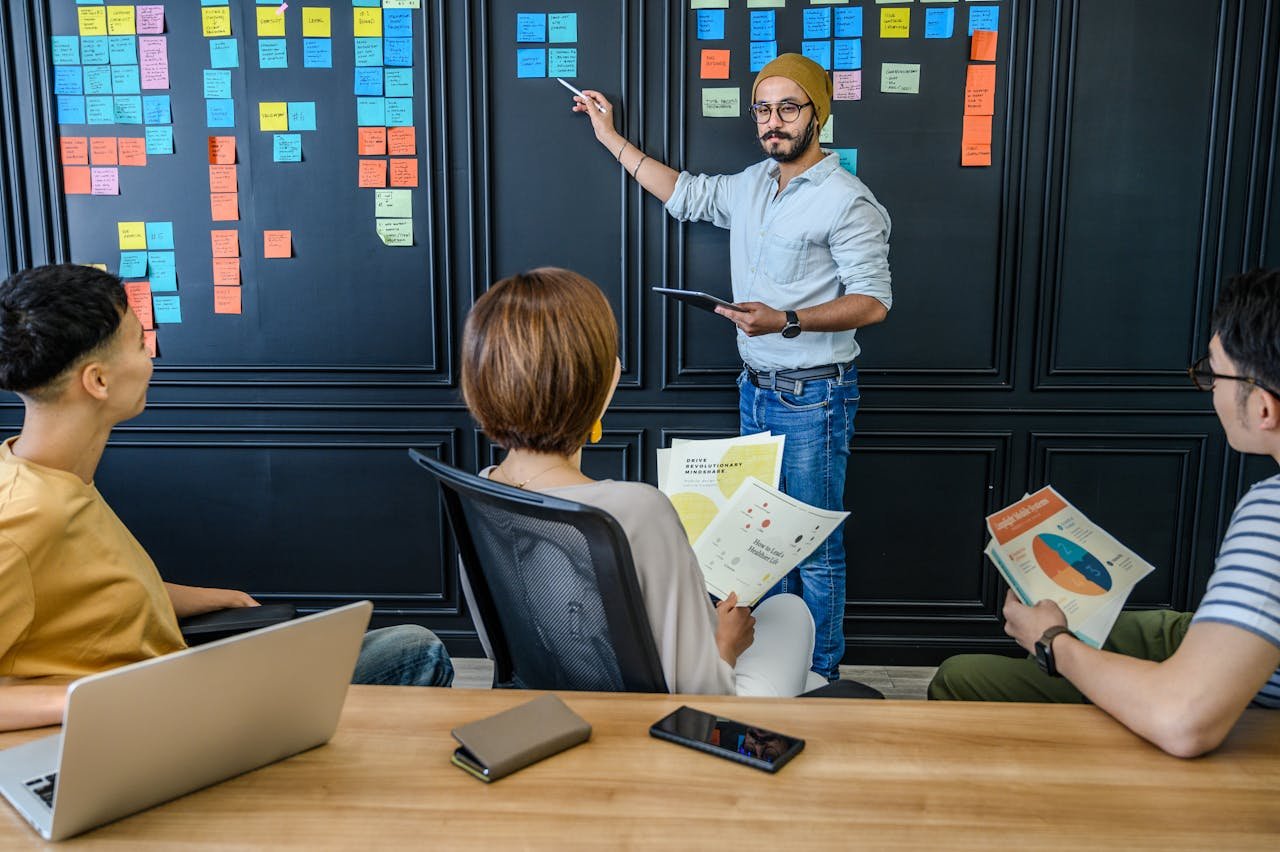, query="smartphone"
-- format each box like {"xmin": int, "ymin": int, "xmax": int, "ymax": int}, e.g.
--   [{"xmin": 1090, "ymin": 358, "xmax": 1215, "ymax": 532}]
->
[{"xmin": 649, "ymin": 705, "xmax": 804, "ymax": 773}]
